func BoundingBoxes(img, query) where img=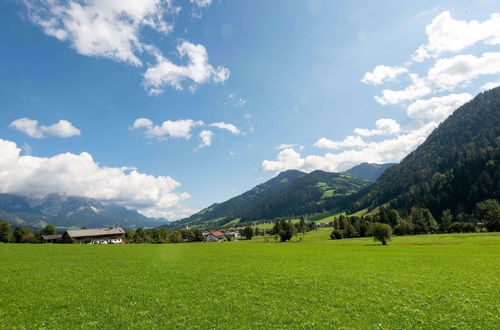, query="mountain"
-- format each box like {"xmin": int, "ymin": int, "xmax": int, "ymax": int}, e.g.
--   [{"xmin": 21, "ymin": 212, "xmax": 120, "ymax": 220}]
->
[
  {"xmin": 0, "ymin": 193, "xmax": 168, "ymax": 229},
  {"xmin": 175, "ymin": 169, "xmax": 370, "ymax": 228},
  {"xmin": 344, "ymin": 163, "xmax": 395, "ymax": 181},
  {"xmin": 349, "ymin": 87, "xmax": 500, "ymax": 217}
]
